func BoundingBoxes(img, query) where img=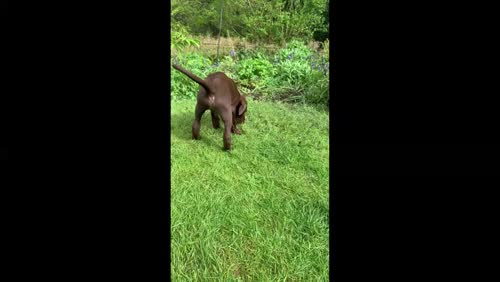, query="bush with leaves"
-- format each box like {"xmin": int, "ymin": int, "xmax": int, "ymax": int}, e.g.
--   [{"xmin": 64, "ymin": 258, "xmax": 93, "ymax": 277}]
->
[
  {"xmin": 171, "ymin": 53, "xmax": 213, "ymax": 100},
  {"xmin": 171, "ymin": 26, "xmax": 201, "ymax": 51},
  {"xmin": 209, "ymin": 55, "xmax": 239, "ymax": 80},
  {"xmin": 320, "ymin": 38, "xmax": 330, "ymax": 60},
  {"xmin": 254, "ymin": 40, "xmax": 329, "ymax": 106},
  {"xmin": 275, "ymin": 40, "xmax": 313, "ymax": 62},
  {"xmin": 236, "ymin": 56, "xmax": 275, "ymax": 87}
]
